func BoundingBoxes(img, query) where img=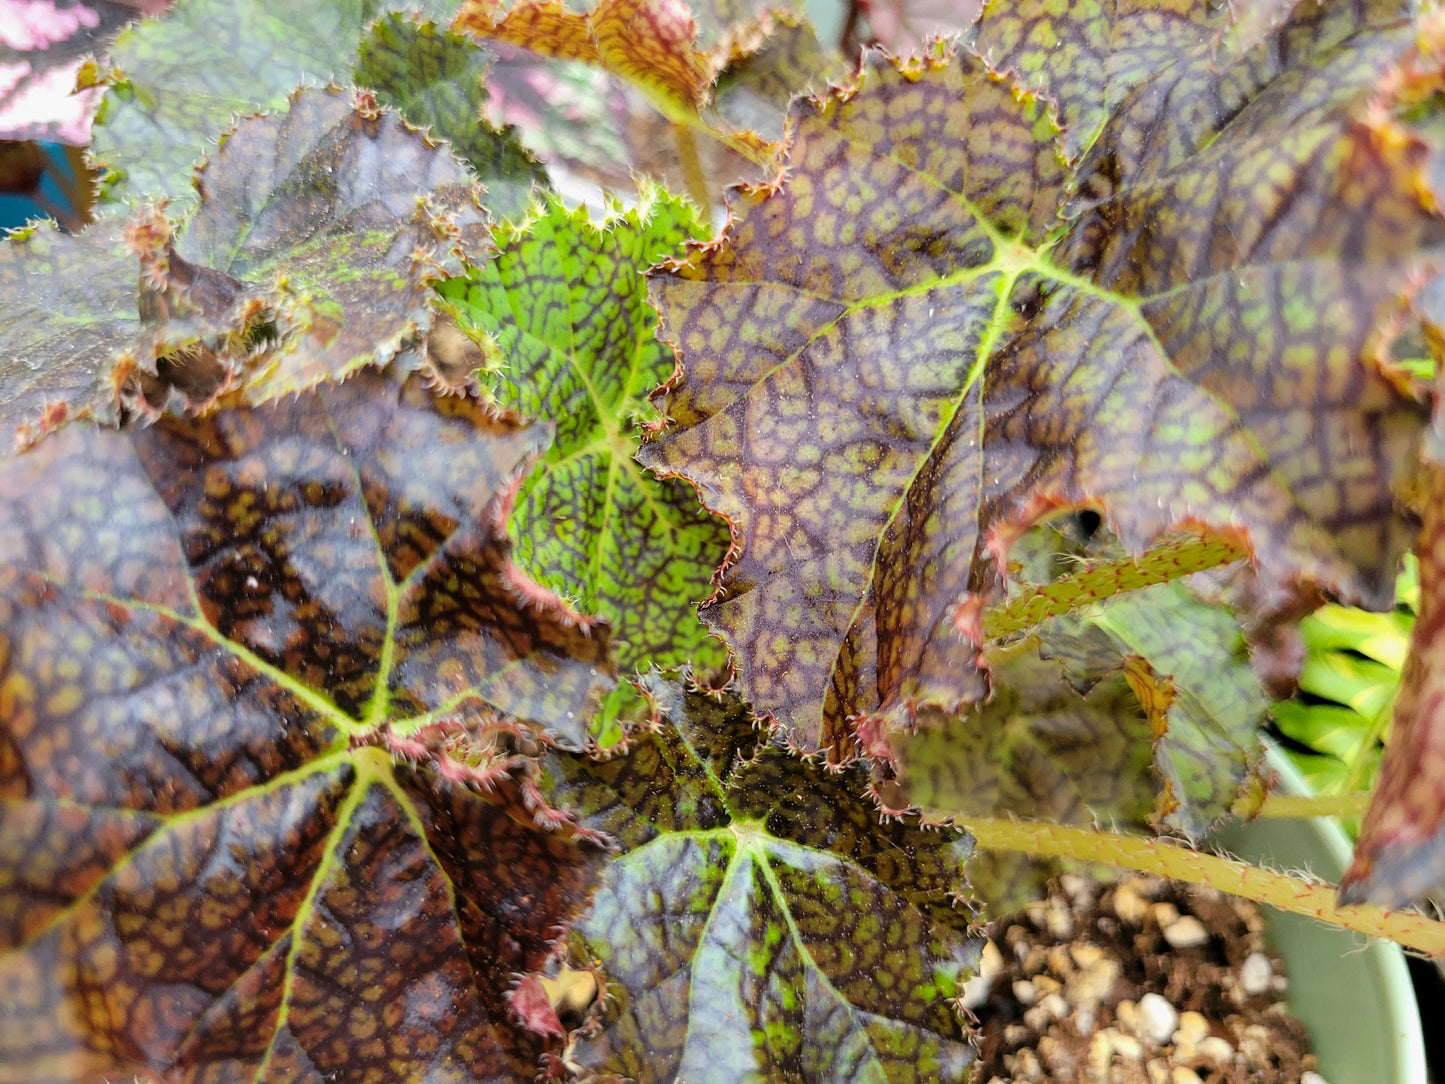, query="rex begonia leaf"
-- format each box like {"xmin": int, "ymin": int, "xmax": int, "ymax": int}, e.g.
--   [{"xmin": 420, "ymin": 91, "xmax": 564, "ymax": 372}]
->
[
  {"xmin": 177, "ymin": 84, "xmax": 490, "ymax": 404},
  {"xmin": 537, "ymin": 679, "xmax": 979, "ymax": 1082},
  {"xmin": 87, "ymin": 0, "xmax": 453, "ymax": 206},
  {"xmin": 0, "ymin": 84, "xmax": 489, "ymax": 441},
  {"xmin": 0, "ymin": 363, "xmax": 618, "ymax": 1082},
  {"xmin": 0, "ymin": 216, "xmax": 146, "ymax": 443},
  {"xmin": 641, "ymin": 9, "xmax": 1439, "ymax": 761},
  {"xmin": 436, "ymin": 191, "xmax": 730, "ymax": 680},
  {"xmin": 352, "ymin": 13, "xmax": 550, "ymax": 225},
  {"xmin": 885, "ymin": 576, "xmax": 1265, "ymax": 908},
  {"xmin": 451, "ymin": 0, "xmax": 808, "ymax": 170}
]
